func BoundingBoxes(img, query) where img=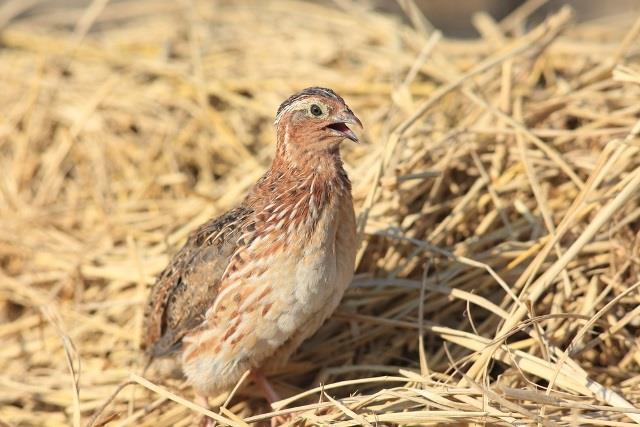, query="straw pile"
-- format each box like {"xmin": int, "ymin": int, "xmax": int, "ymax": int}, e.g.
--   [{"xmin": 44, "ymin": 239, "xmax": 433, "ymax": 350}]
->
[{"xmin": 2, "ymin": 0, "xmax": 640, "ymax": 425}]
